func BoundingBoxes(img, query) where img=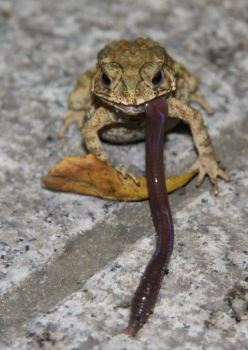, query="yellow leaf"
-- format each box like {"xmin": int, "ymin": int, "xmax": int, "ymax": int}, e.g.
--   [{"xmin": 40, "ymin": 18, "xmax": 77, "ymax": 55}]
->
[{"xmin": 42, "ymin": 154, "xmax": 196, "ymax": 201}]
